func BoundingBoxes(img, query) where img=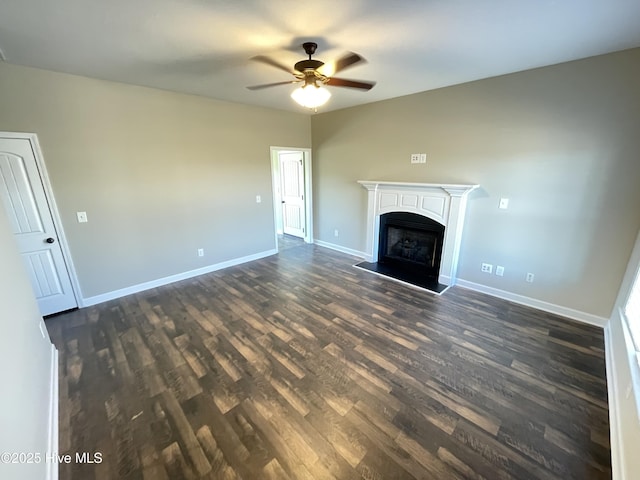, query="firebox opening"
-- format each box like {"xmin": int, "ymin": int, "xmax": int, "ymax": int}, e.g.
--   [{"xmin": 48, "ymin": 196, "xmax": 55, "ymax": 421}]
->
[{"xmin": 356, "ymin": 211, "xmax": 448, "ymax": 293}]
